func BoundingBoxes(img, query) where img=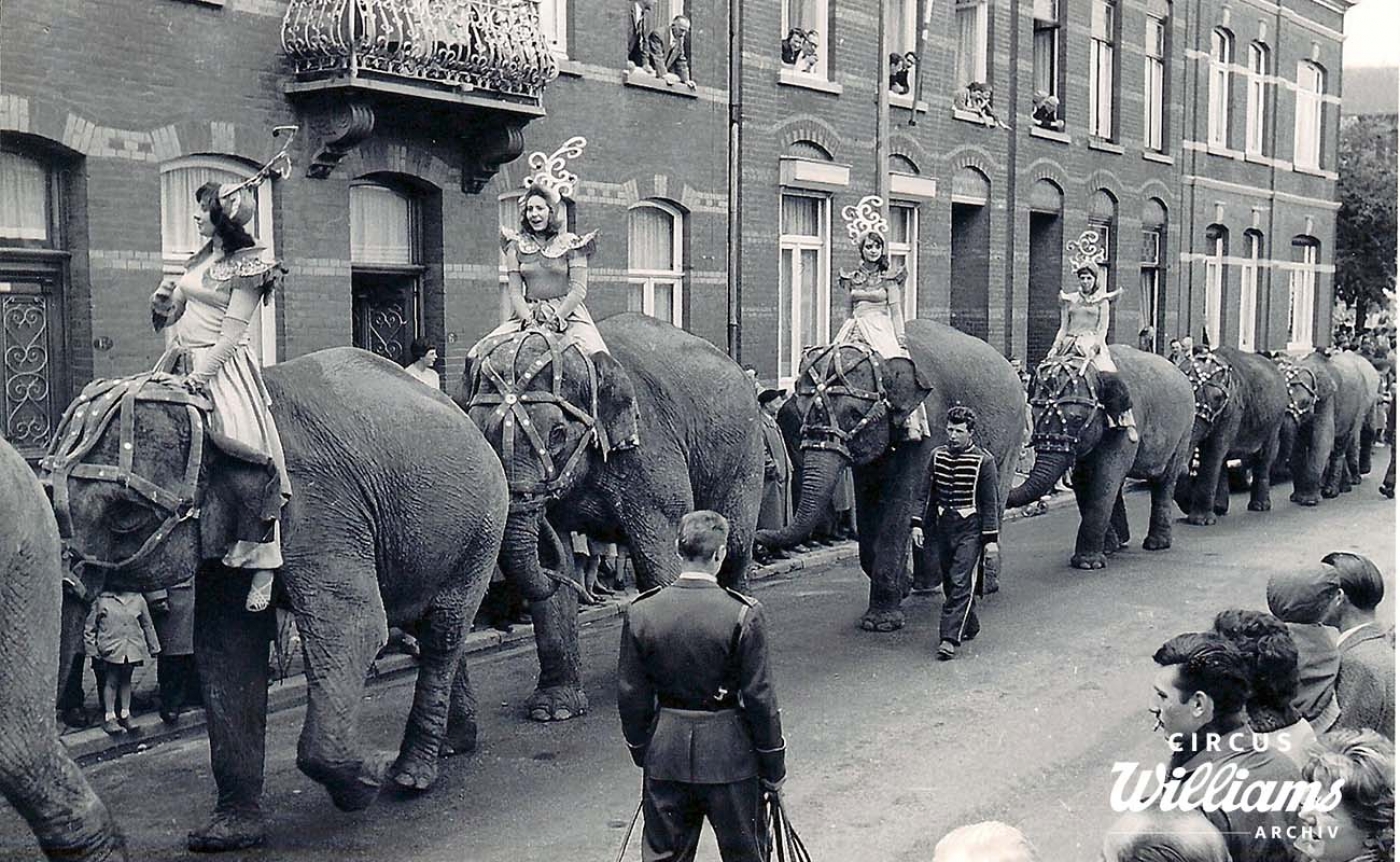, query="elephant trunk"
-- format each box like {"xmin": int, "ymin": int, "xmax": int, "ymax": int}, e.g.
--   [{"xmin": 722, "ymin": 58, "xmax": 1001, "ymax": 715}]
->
[
  {"xmin": 1007, "ymin": 449, "xmax": 1076, "ymax": 508},
  {"xmin": 755, "ymin": 448, "xmax": 845, "ymax": 549},
  {"xmin": 500, "ymin": 512, "xmax": 564, "ymax": 604}
]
